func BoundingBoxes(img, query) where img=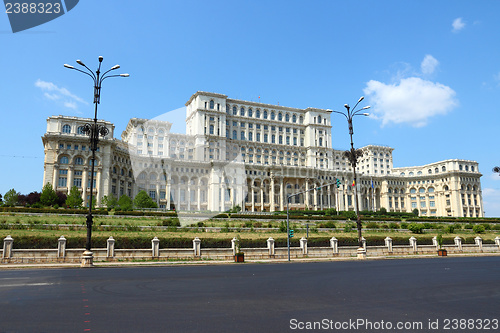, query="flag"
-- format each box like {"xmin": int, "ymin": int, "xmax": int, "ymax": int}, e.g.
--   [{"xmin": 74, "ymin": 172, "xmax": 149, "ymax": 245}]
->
[
  {"xmin": 352, "ymin": 180, "xmax": 355, "ymax": 187},
  {"xmin": 371, "ymin": 180, "xmax": 374, "ymax": 188}
]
